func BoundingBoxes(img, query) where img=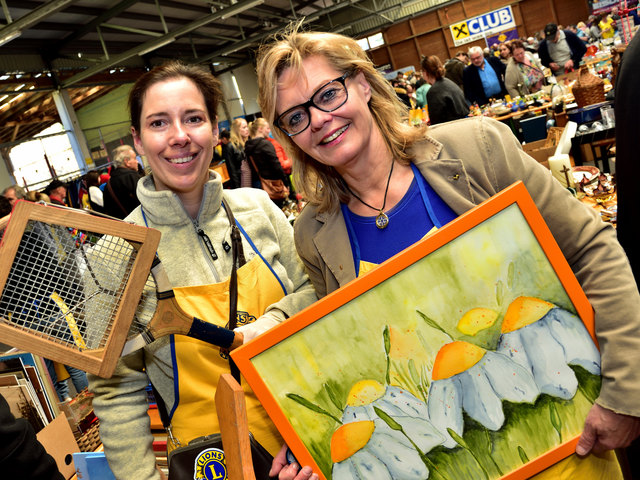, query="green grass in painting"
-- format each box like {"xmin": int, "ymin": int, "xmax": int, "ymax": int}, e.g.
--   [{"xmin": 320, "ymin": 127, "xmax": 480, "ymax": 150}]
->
[{"xmin": 424, "ymin": 370, "xmax": 601, "ymax": 480}]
